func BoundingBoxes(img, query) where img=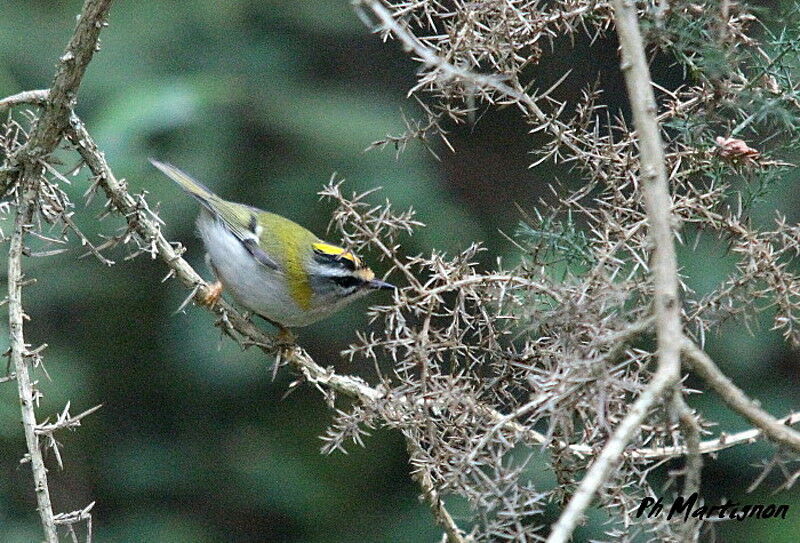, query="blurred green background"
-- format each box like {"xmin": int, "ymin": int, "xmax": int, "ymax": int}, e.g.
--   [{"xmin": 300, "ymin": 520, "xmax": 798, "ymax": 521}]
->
[{"xmin": 1, "ymin": 1, "xmax": 799, "ymax": 541}]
